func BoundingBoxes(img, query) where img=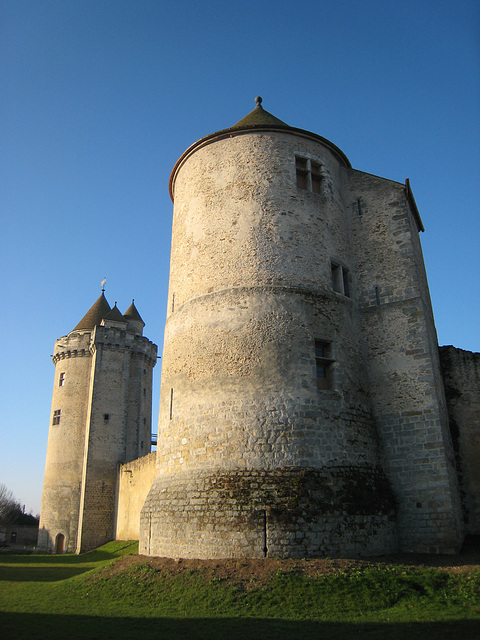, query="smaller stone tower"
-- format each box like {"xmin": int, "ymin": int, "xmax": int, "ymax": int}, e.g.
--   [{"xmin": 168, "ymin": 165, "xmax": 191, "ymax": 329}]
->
[{"xmin": 38, "ymin": 292, "xmax": 157, "ymax": 553}]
